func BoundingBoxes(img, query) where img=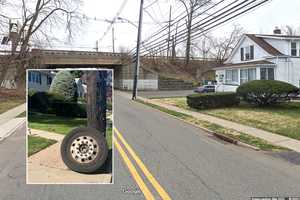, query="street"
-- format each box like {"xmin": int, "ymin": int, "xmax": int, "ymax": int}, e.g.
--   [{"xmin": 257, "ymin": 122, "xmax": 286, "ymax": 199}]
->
[{"xmin": 1, "ymin": 91, "xmax": 300, "ymax": 199}]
